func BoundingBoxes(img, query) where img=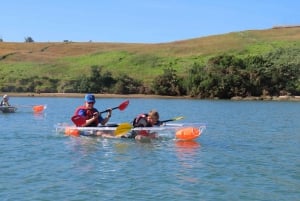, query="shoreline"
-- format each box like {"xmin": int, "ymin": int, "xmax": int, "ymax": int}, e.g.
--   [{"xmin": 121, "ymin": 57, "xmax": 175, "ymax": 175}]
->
[
  {"xmin": 2, "ymin": 92, "xmax": 300, "ymax": 101},
  {"xmin": 2, "ymin": 92, "xmax": 188, "ymax": 99}
]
